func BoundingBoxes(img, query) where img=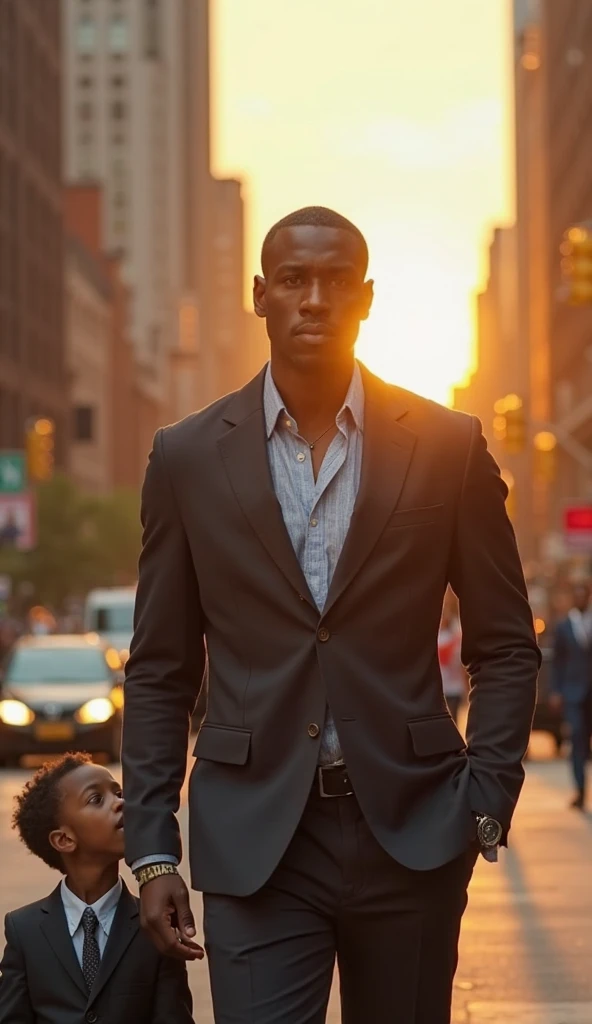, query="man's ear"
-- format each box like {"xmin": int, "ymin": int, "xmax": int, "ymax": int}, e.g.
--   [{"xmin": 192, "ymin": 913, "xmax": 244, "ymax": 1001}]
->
[
  {"xmin": 49, "ymin": 827, "xmax": 77, "ymax": 859},
  {"xmin": 253, "ymin": 275, "xmax": 267, "ymax": 319},
  {"xmin": 360, "ymin": 279, "xmax": 374, "ymax": 322}
]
